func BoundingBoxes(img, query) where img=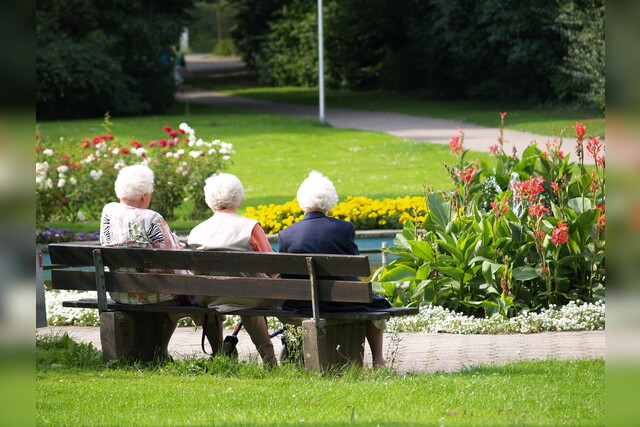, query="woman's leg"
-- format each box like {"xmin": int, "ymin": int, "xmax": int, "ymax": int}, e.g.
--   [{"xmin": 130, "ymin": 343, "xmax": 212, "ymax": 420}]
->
[
  {"xmin": 365, "ymin": 320, "xmax": 386, "ymax": 367},
  {"xmin": 241, "ymin": 315, "xmax": 276, "ymax": 366}
]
